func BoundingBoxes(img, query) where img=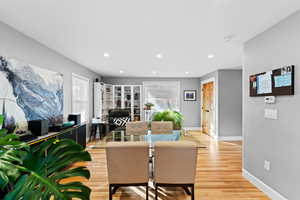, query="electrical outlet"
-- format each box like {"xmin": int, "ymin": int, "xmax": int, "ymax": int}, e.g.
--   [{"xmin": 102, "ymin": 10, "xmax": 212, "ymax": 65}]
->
[{"xmin": 264, "ymin": 160, "xmax": 271, "ymax": 171}]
